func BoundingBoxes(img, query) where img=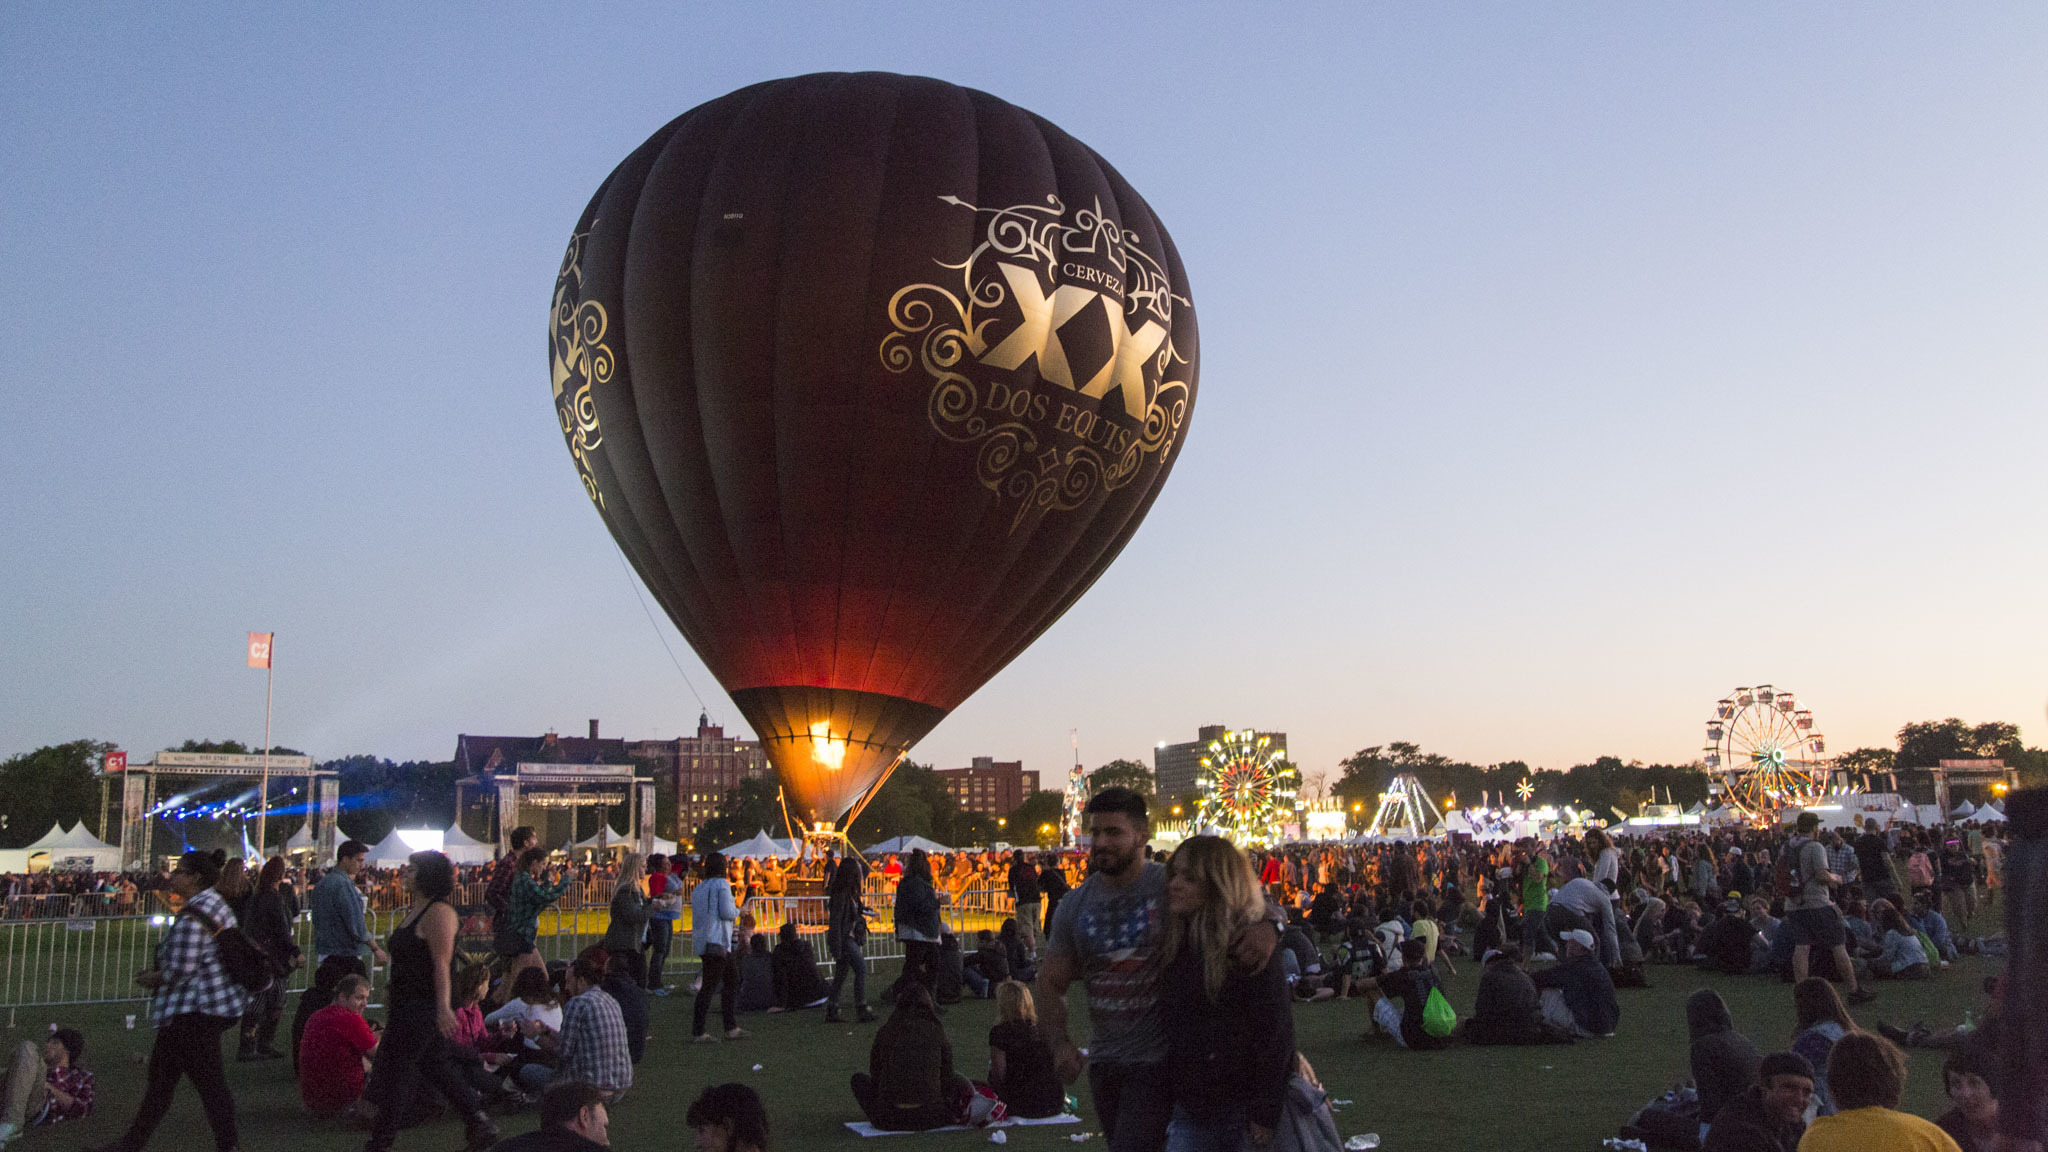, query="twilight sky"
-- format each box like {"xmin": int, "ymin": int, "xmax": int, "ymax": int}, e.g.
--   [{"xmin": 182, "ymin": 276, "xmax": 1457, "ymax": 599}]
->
[{"xmin": 4, "ymin": 5, "xmax": 2045, "ymax": 786}]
